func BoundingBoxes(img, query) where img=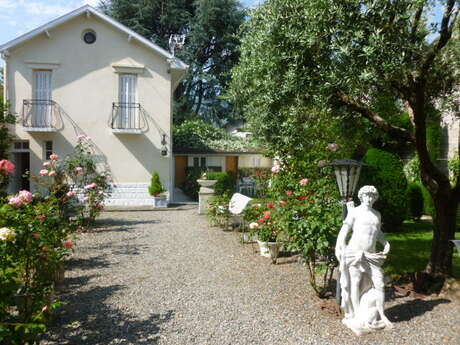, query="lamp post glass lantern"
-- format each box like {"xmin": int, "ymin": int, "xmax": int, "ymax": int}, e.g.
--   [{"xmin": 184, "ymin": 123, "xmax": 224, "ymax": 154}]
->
[
  {"xmin": 330, "ymin": 159, "xmax": 366, "ymax": 305},
  {"xmin": 330, "ymin": 159, "xmax": 366, "ymax": 200}
]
